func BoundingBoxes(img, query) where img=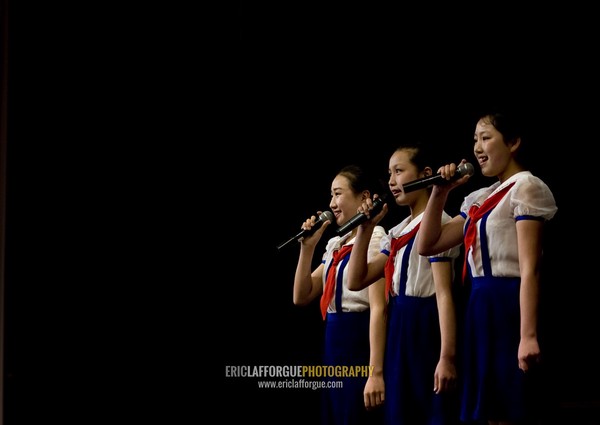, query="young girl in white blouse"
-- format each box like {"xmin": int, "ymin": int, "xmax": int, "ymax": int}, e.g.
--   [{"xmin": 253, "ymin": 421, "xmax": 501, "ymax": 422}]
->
[
  {"xmin": 418, "ymin": 109, "xmax": 558, "ymax": 425},
  {"xmin": 293, "ymin": 164, "xmax": 386, "ymax": 425},
  {"xmin": 346, "ymin": 142, "xmax": 461, "ymax": 425}
]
